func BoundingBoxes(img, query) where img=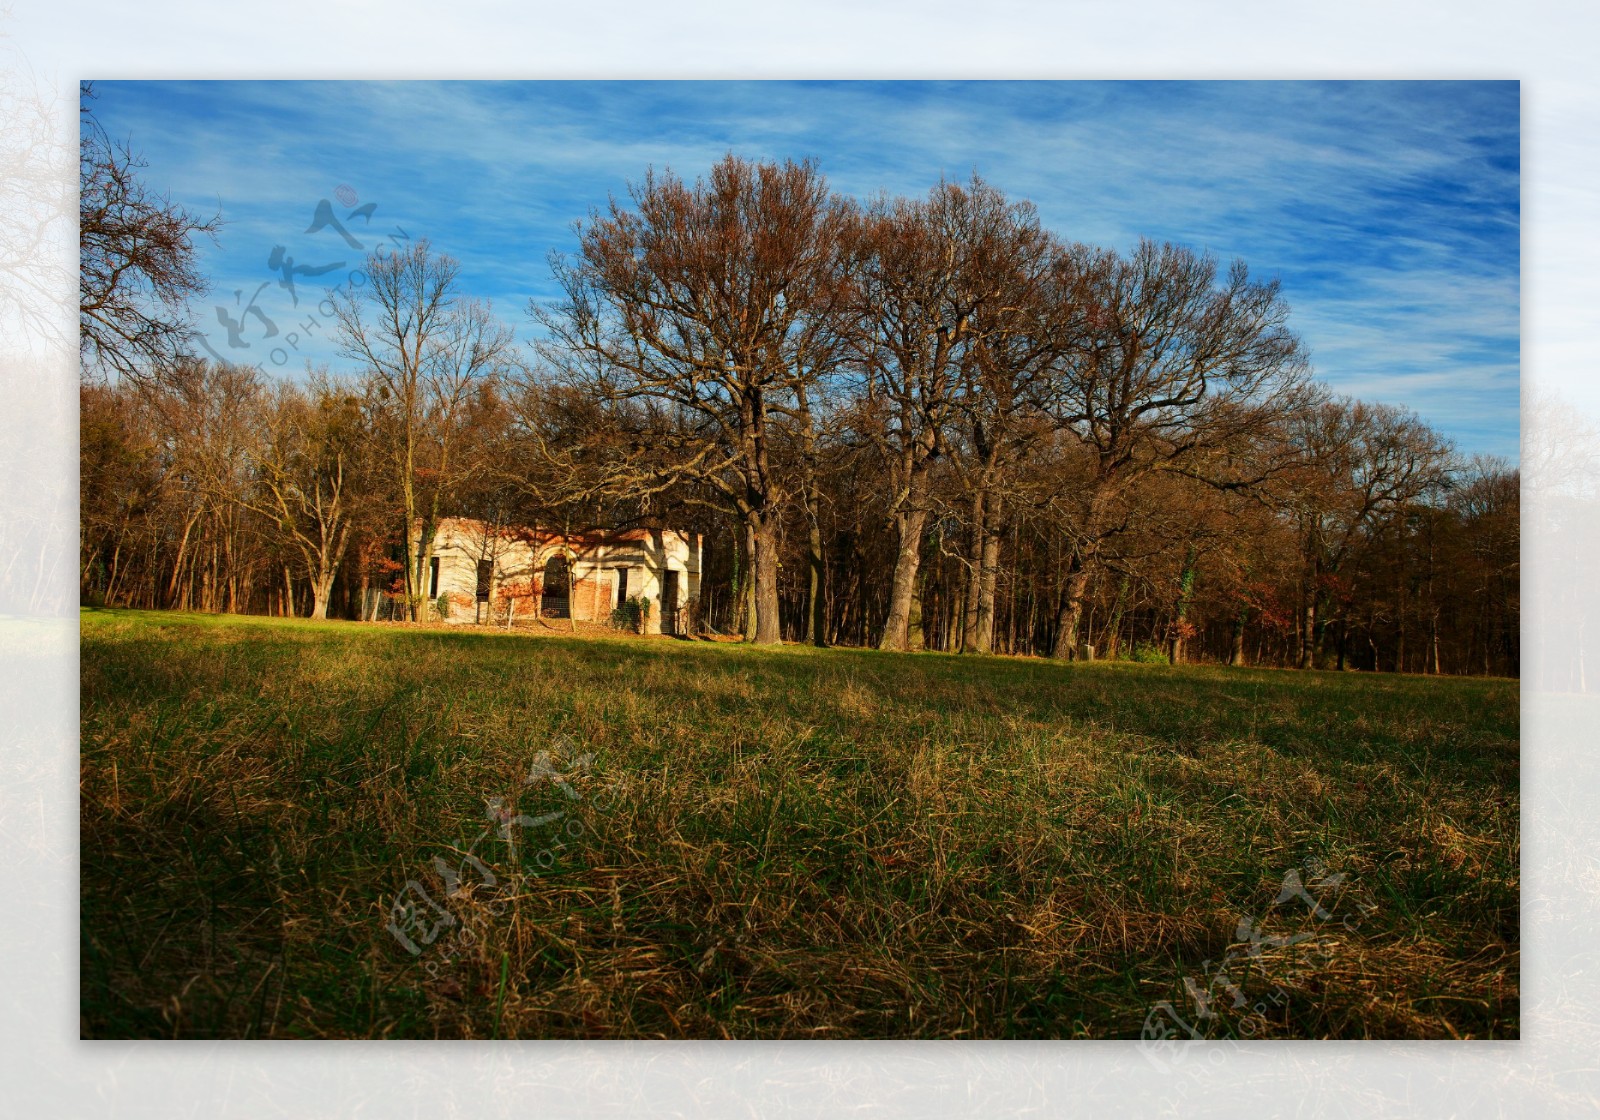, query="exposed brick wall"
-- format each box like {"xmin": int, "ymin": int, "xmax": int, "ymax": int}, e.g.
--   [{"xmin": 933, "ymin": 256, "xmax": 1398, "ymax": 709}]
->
[{"xmin": 568, "ymin": 574, "xmax": 614, "ymax": 621}]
